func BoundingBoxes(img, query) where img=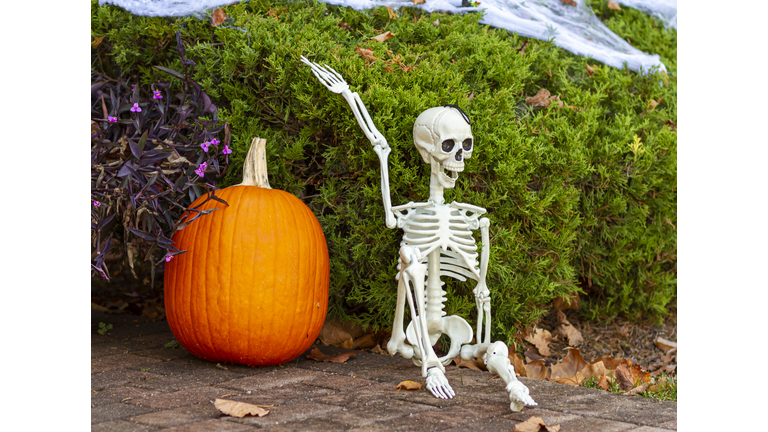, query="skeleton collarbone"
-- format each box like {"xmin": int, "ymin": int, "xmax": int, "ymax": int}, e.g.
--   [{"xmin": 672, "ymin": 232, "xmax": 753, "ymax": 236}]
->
[{"xmin": 394, "ymin": 200, "xmax": 486, "ymax": 281}]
